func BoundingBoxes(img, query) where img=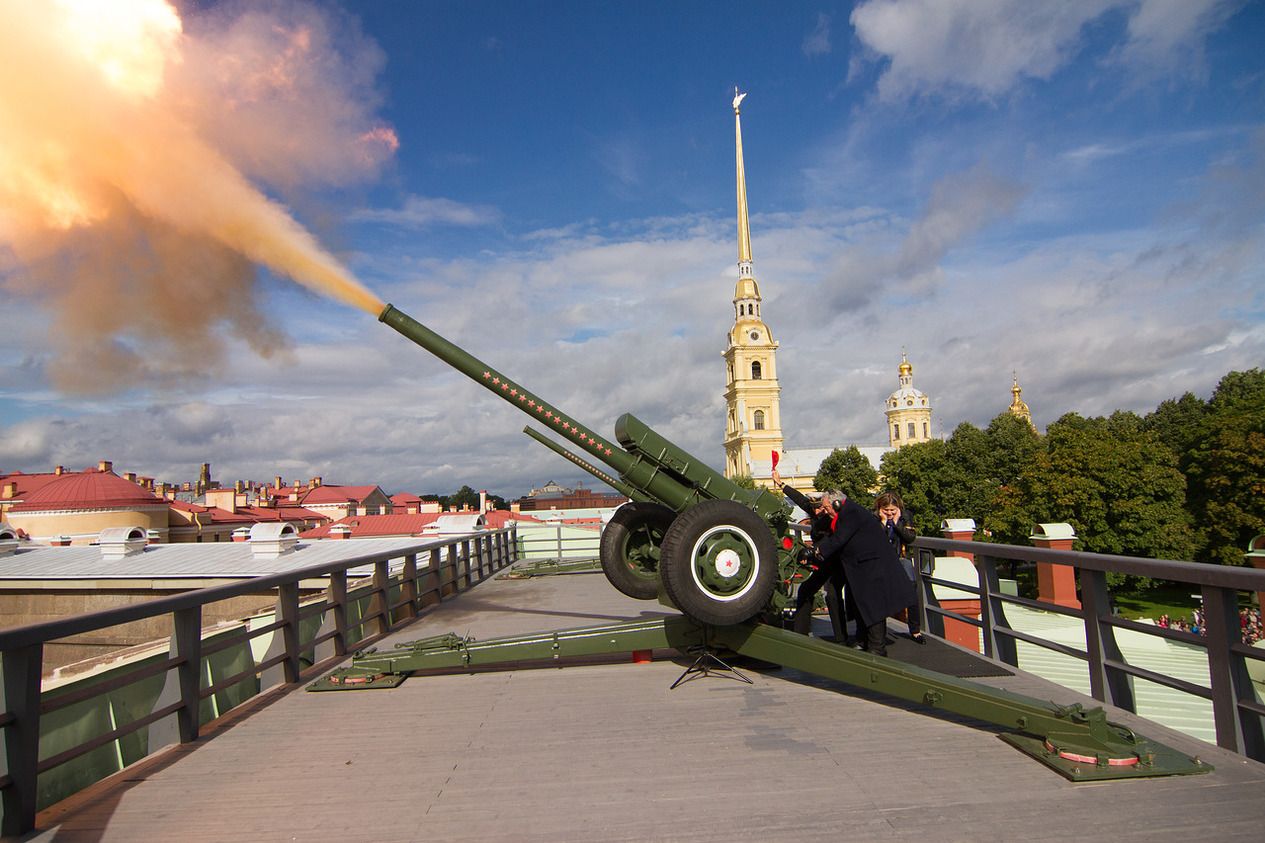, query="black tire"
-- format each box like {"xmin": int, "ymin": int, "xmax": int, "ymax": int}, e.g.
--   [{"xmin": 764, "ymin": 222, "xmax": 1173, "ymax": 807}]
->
[
  {"xmin": 599, "ymin": 502, "xmax": 676, "ymax": 600},
  {"xmin": 658, "ymin": 500, "xmax": 779, "ymax": 626}
]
